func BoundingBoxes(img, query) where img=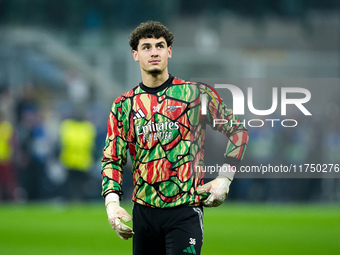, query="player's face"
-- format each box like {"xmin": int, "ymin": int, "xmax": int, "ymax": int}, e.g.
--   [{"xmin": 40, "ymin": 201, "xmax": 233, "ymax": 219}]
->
[{"xmin": 132, "ymin": 37, "xmax": 172, "ymax": 75}]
